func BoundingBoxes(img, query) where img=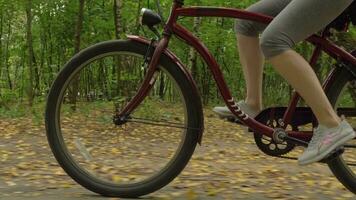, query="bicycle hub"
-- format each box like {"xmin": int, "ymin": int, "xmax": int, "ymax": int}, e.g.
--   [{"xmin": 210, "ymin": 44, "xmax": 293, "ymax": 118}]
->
[{"xmin": 113, "ymin": 115, "xmax": 128, "ymax": 126}]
